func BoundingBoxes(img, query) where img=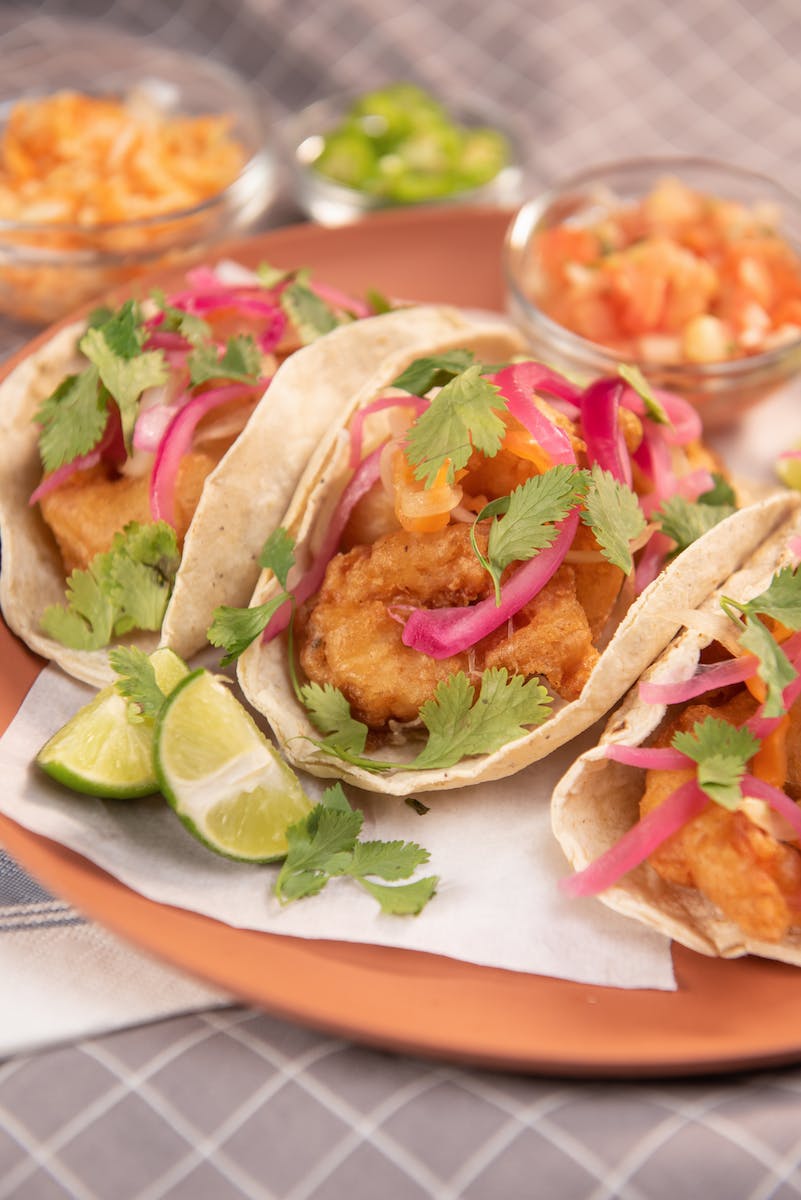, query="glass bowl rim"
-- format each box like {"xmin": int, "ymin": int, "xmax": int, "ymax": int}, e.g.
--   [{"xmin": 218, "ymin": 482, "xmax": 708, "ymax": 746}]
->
[{"xmin": 503, "ymin": 153, "xmax": 801, "ymax": 381}]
